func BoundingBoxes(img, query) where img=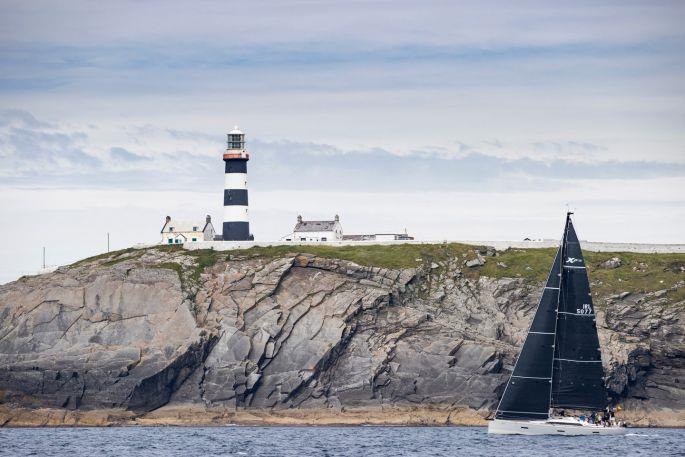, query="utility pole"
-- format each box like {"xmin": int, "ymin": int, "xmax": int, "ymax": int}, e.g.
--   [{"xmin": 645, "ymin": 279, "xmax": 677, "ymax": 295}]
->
[
  {"xmin": 42, "ymin": 246, "xmax": 46, "ymax": 269},
  {"xmin": 107, "ymin": 232, "xmax": 110, "ymax": 253}
]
